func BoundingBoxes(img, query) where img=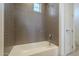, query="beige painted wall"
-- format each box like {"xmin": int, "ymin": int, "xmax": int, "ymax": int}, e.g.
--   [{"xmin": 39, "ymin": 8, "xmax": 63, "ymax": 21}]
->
[
  {"xmin": 0, "ymin": 3, "xmax": 4, "ymax": 56},
  {"xmin": 15, "ymin": 4, "xmax": 46, "ymax": 45},
  {"xmin": 4, "ymin": 4, "xmax": 16, "ymax": 56},
  {"xmin": 74, "ymin": 4, "xmax": 79, "ymax": 46}
]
